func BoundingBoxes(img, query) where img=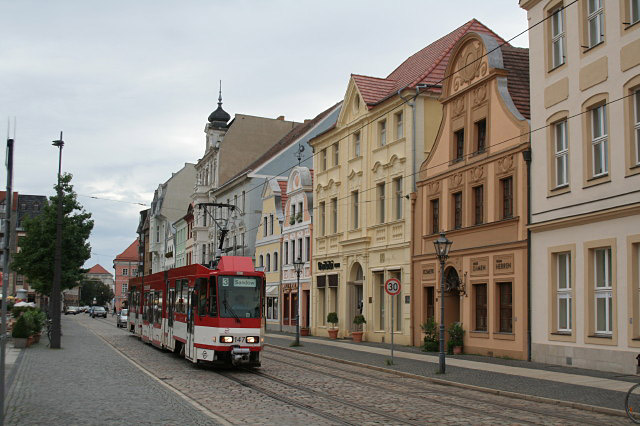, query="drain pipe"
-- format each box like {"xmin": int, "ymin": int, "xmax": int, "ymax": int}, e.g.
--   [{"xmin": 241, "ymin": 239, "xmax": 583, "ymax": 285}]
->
[{"xmin": 522, "ymin": 146, "xmax": 532, "ymax": 362}]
